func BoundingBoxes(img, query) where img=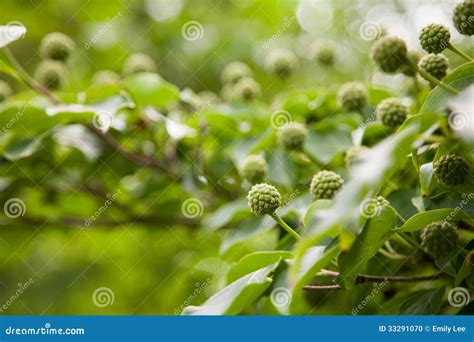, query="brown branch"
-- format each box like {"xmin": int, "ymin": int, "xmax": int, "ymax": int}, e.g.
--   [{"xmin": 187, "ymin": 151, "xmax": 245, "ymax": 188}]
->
[{"xmin": 303, "ymin": 271, "xmax": 444, "ymax": 291}]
